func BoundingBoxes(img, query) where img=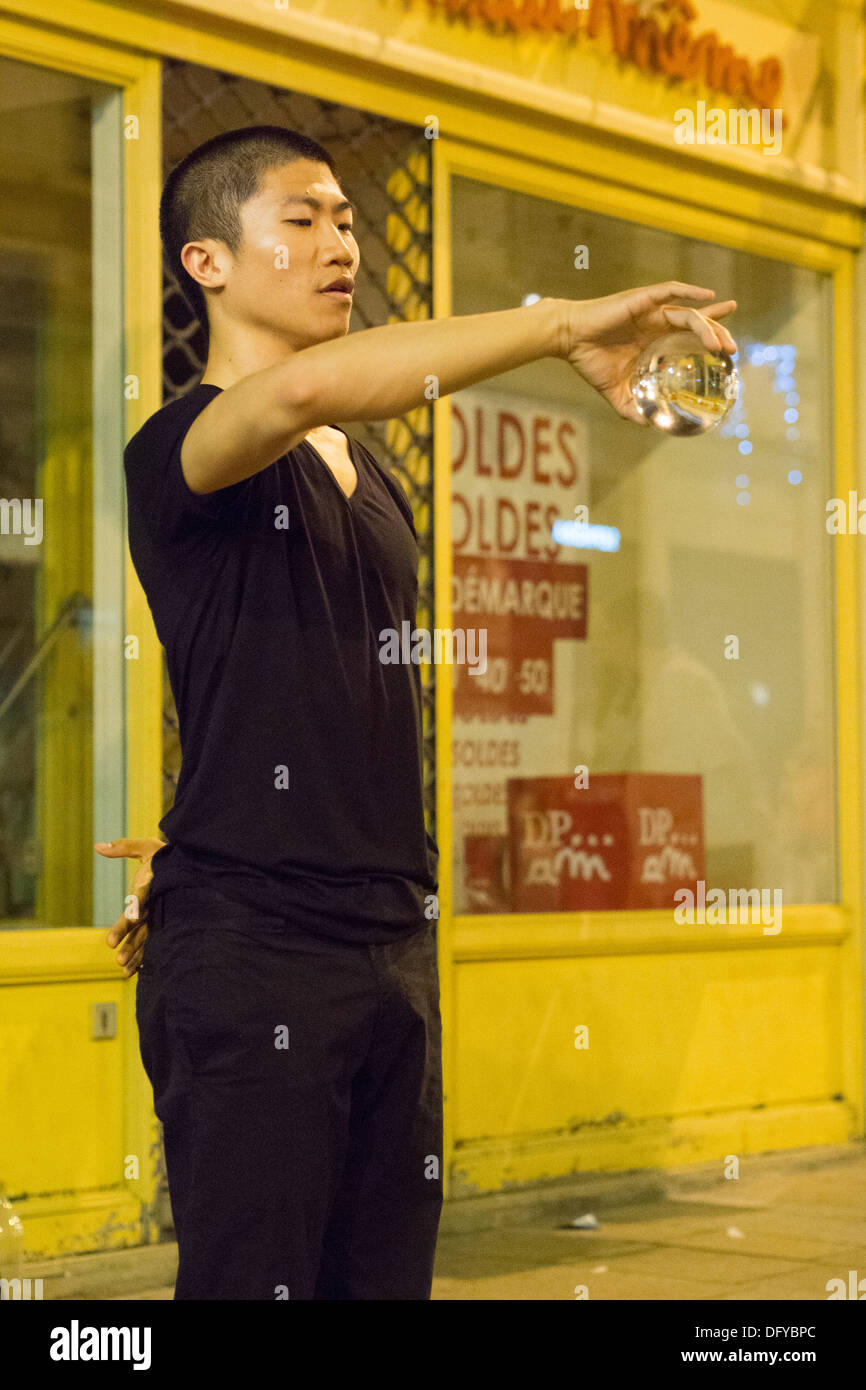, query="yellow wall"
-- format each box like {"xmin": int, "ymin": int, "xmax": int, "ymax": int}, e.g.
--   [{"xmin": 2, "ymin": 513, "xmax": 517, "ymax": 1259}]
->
[{"xmin": 453, "ymin": 943, "xmax": 849, "ymax": 1192}]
